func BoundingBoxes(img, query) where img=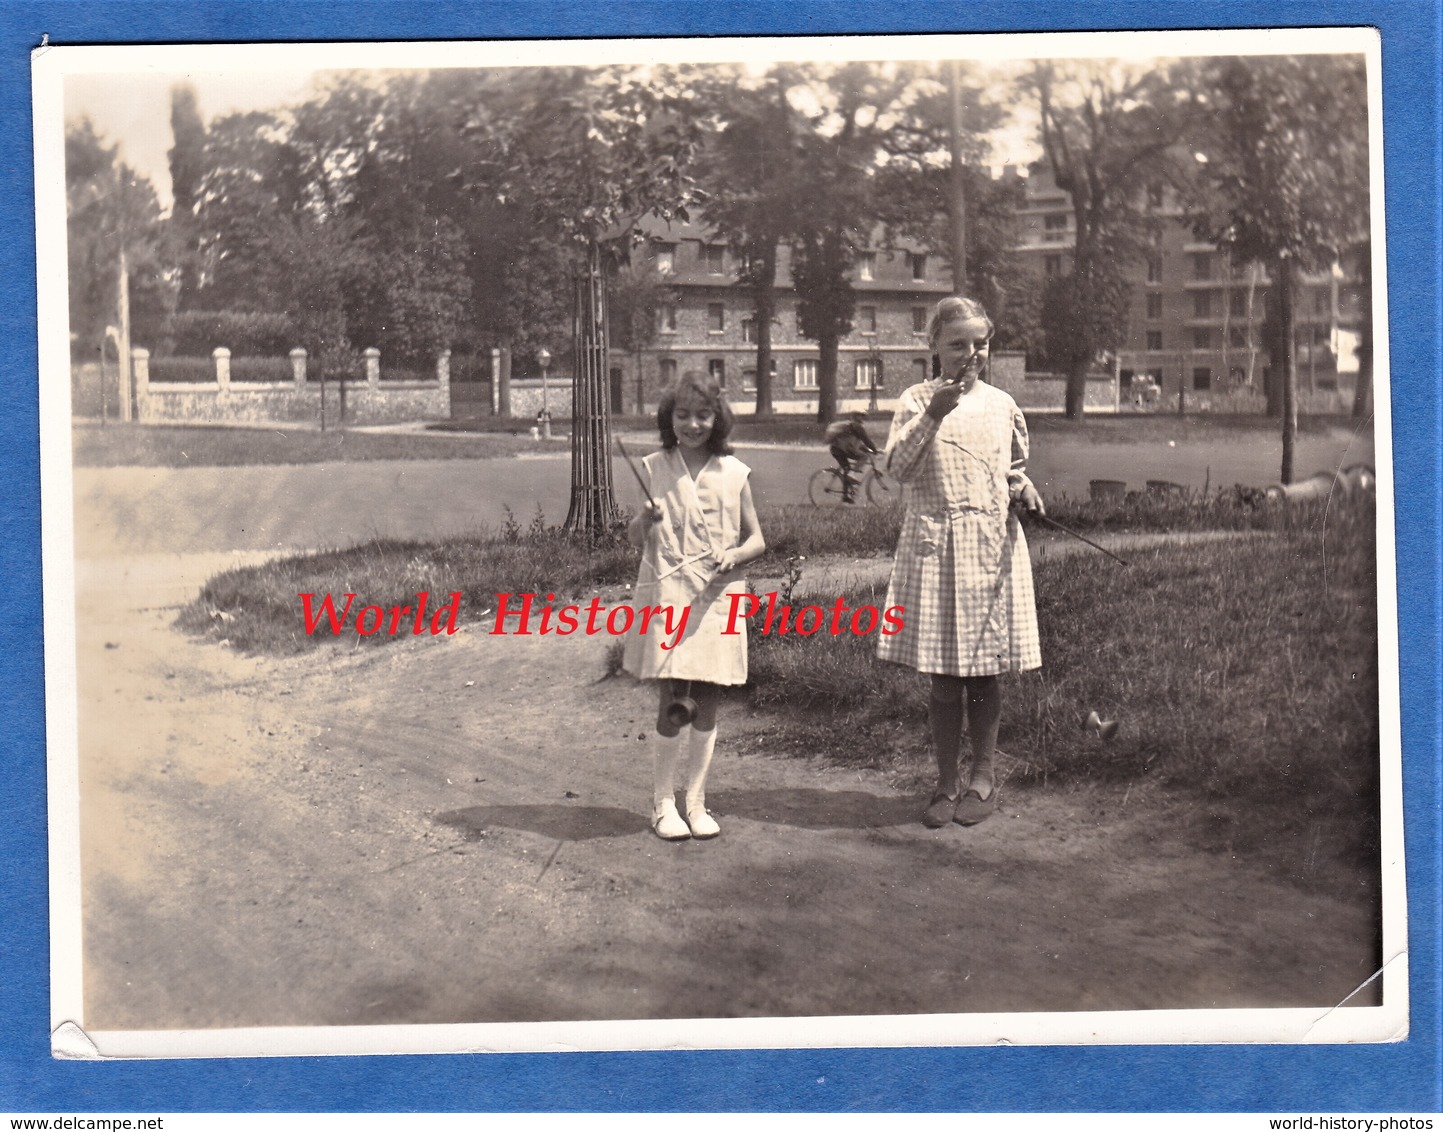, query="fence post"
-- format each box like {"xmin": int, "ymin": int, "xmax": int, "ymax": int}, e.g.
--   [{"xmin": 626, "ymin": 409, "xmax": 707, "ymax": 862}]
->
[
  {"xmin": 497, "ymin": 347, "xmax": 511, "ymax": 417},
  {"xmin": 213, "ymin": 347, "xmax": 231, "ymax": 393},
  {"xmin": 290, "ymin": 347, "xmax": 307, "ymax": 387},
  {"xmin": 437, "ymin": 349, "xmax": 451, "ymax": 389},
  {"xmin": 131, "ymin": 348, "xmax": 149, "ymax": 420},
  {"xmin": 364, "ymin": 347, "xmax": 381, "ymax": 389},
  {"xmin": 131, "ymin": 348, "xmax": 149, "ymax": 395}
]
